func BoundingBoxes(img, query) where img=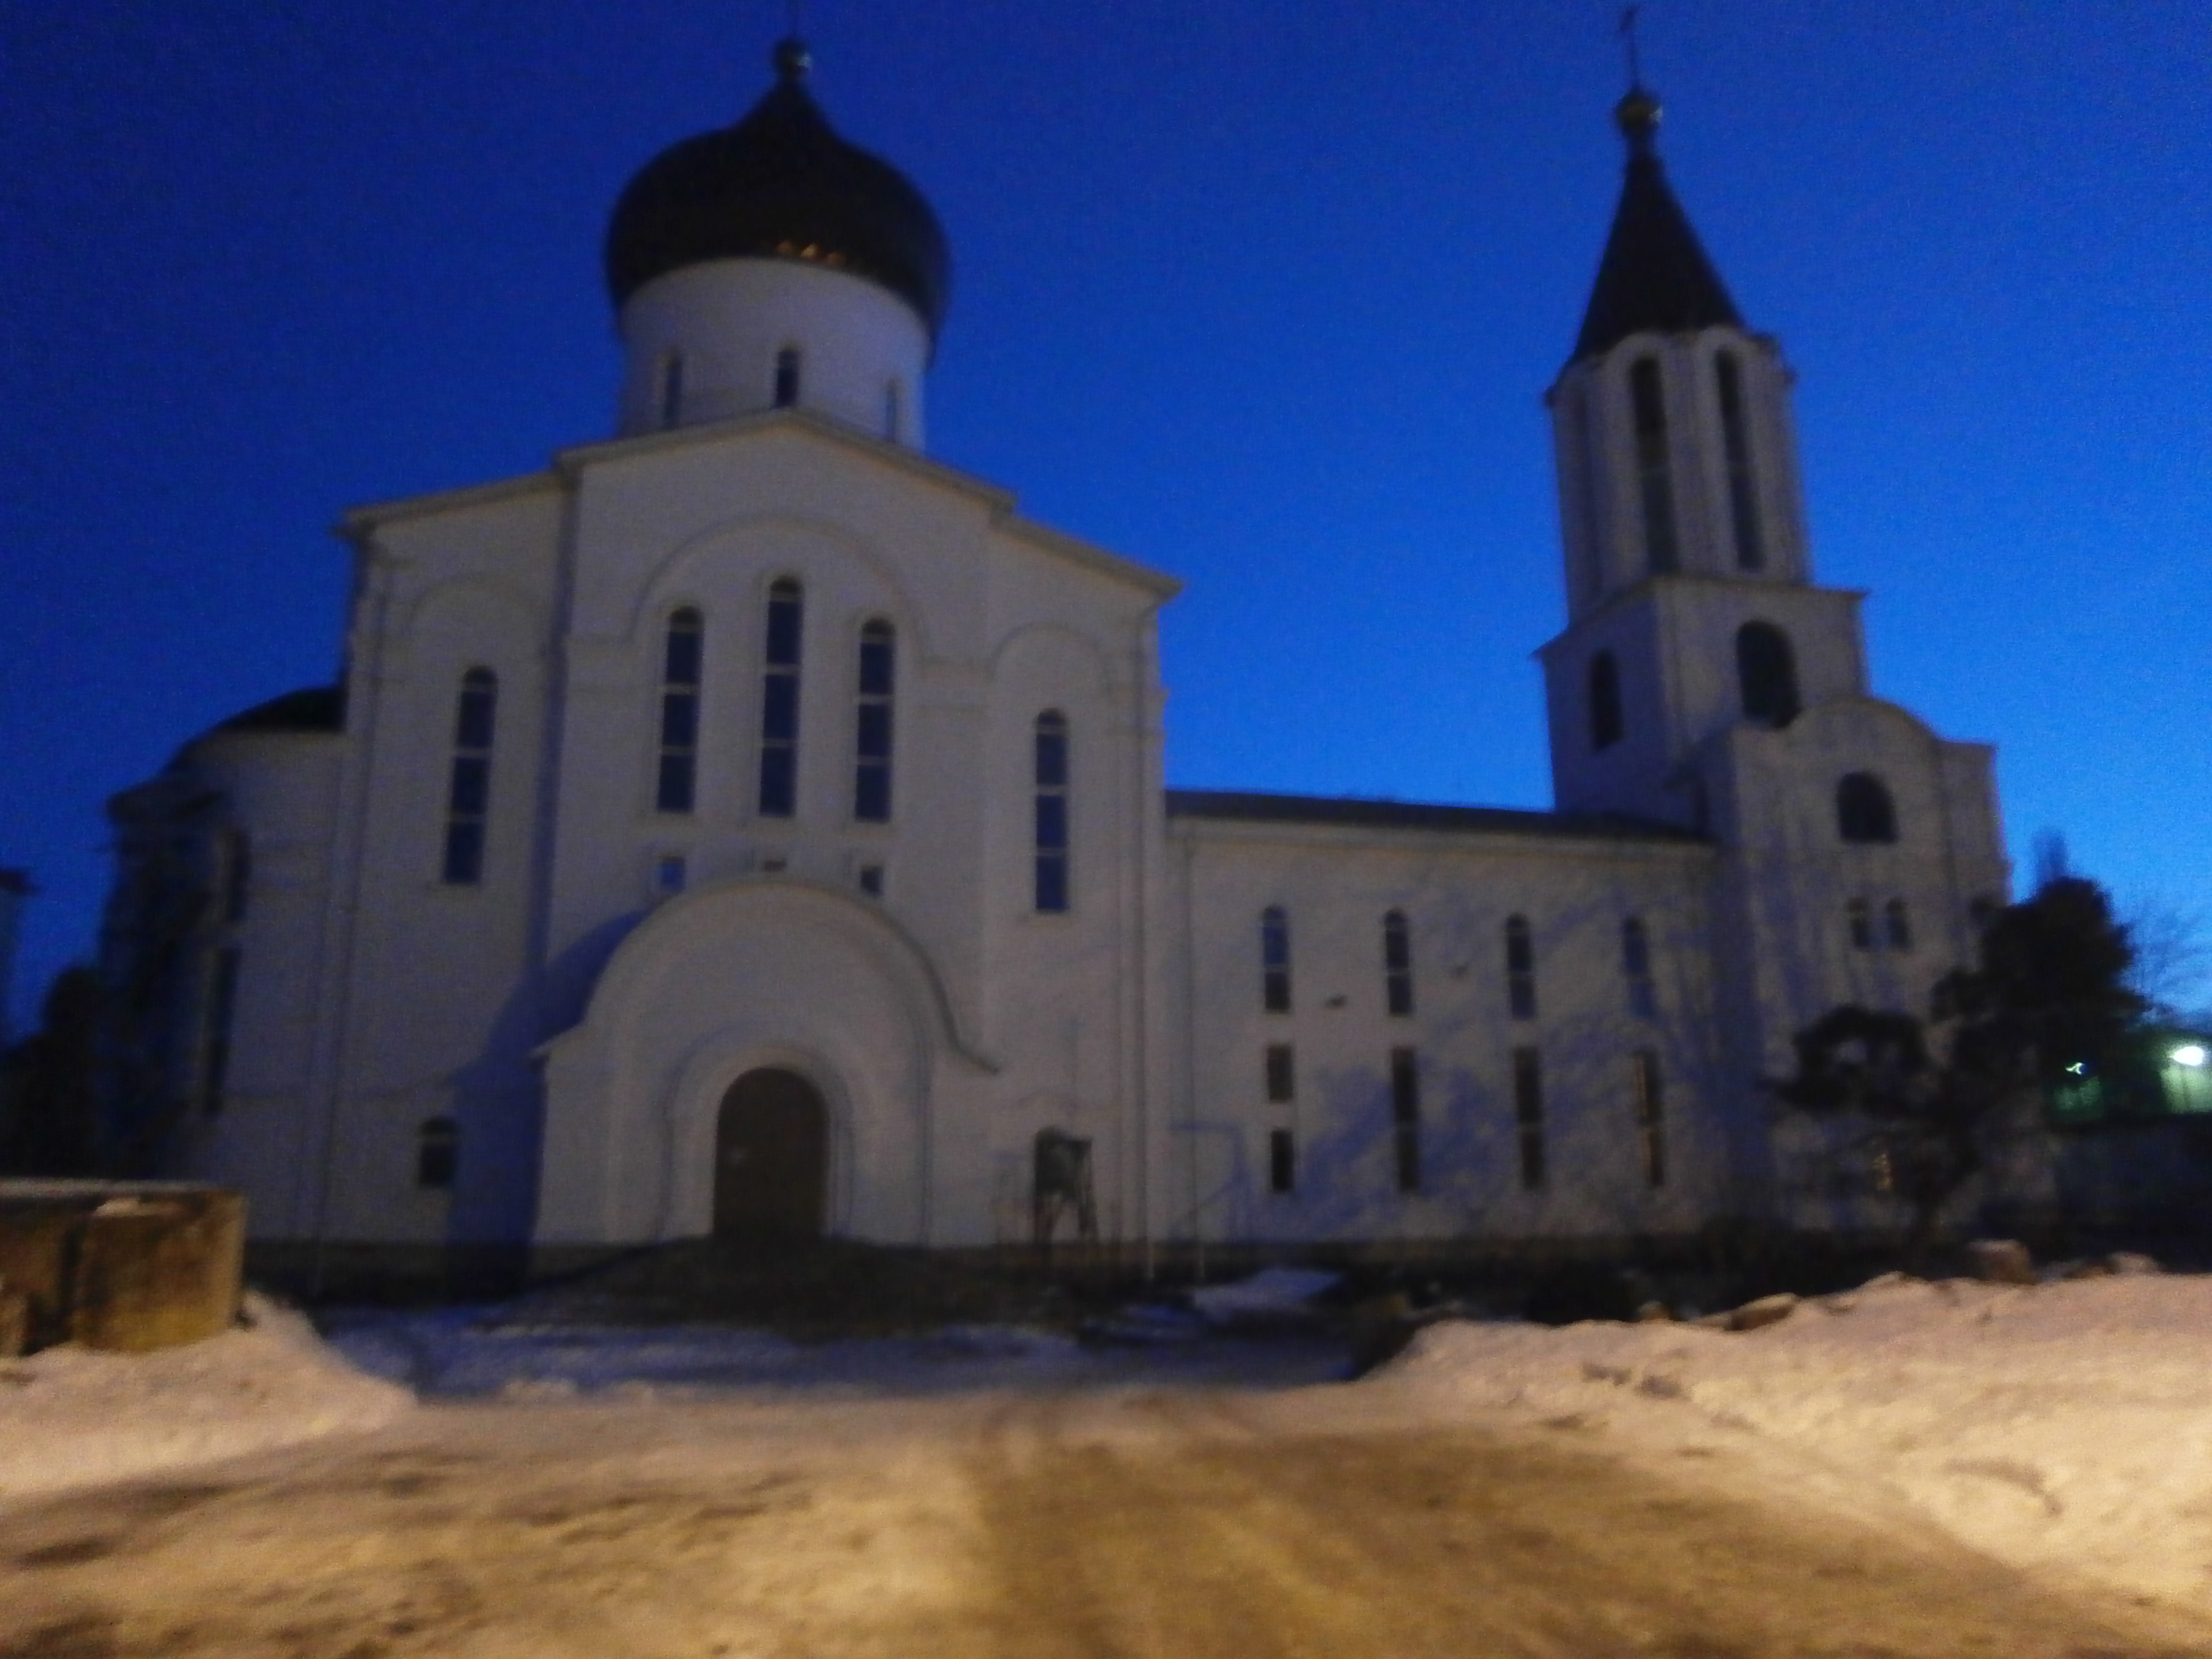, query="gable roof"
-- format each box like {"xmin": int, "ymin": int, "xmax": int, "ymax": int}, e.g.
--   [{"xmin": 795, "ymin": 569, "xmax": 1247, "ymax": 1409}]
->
[{"xmin": 1167, "ymin": 789, "xmax": 1707, "ymax": 845}]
